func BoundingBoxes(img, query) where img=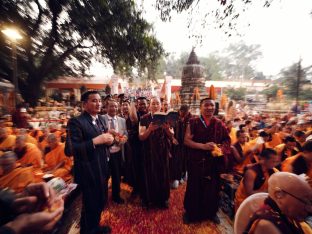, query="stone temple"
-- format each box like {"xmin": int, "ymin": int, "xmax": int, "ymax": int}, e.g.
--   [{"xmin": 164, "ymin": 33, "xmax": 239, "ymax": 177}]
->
[{"xmin": 180, "ymin": 49, "xmax": 207, "ymax": 114}]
